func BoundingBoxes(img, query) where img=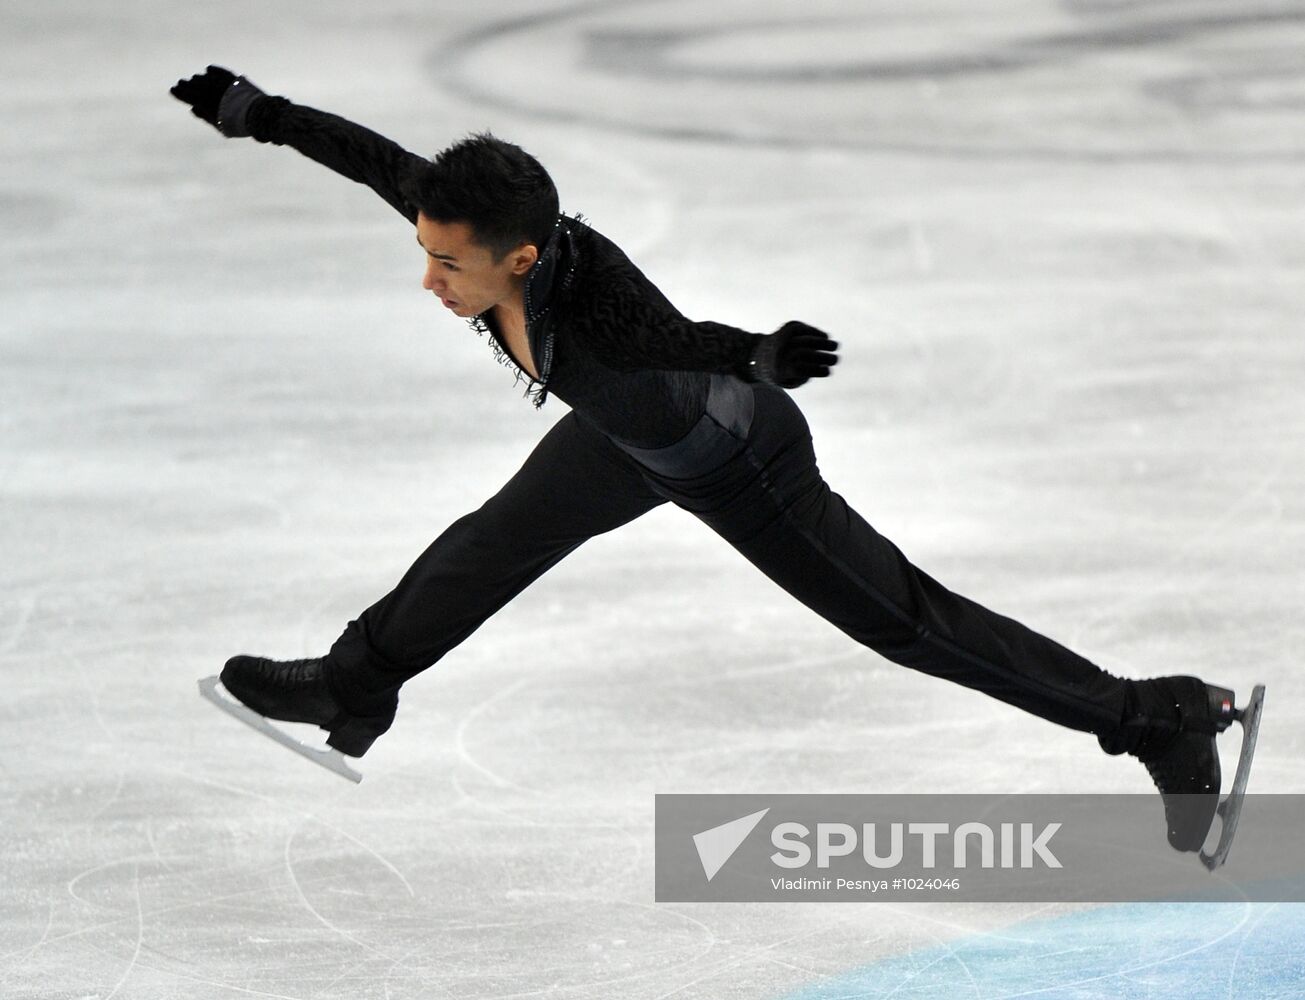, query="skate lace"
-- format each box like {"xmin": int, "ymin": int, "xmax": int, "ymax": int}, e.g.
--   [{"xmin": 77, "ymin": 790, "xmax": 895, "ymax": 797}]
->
[{"xmin": 253, "ymin": 657, "xmax": 323, "ymax": 690}]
